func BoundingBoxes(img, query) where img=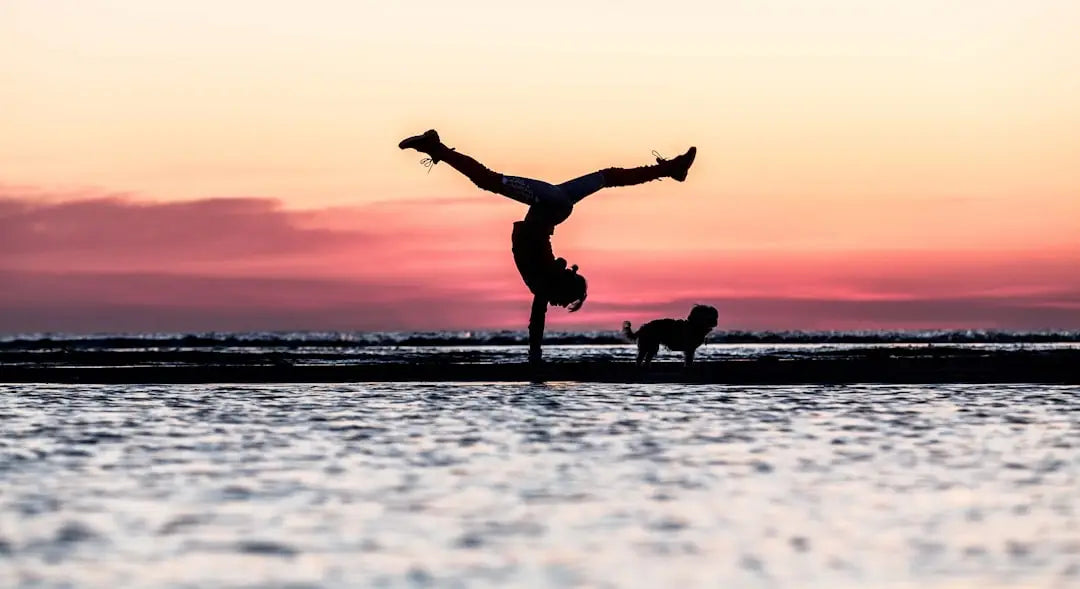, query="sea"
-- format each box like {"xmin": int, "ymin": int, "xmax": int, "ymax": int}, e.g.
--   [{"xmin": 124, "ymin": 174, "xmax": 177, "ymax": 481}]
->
[
  {"xmin": 1, "ymin": 331, "xmax": 1078, "ymax": 588},
  {"xmin": 3, "ymin": 329, "xmax": 1080, "ymax": 366}
]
